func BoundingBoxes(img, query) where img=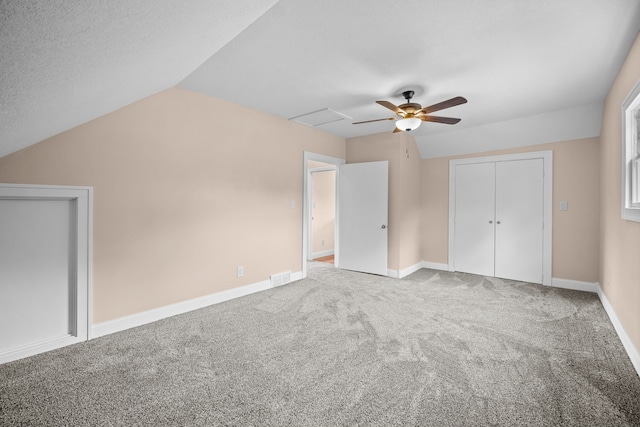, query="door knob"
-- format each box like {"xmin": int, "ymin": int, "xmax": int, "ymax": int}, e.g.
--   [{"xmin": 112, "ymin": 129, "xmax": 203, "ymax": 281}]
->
[
  {"xmin": 497, "ymin": 221, "xmax": 501, "ymax": 224},
  {"xmin": 489, "ymin": 220, "xmax": 493, "ymax": 224},
  {"xmin": 381, "ymin": 225, "xmax": 386, "ymax": 229}
]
